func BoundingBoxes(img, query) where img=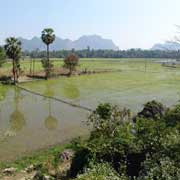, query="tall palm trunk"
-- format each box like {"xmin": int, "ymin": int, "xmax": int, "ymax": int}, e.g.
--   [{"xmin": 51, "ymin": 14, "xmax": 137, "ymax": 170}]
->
[
  {"xmin": 12, "ymin": 59, "xmax": 16, "ymax": 84},
  {"xmin": 46, "ymin": 44, "xmax": 50, "ymax": 79}
]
